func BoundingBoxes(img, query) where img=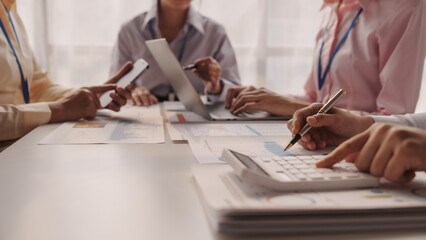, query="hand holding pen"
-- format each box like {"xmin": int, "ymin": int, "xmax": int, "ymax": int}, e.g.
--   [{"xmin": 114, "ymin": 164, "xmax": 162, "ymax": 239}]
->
[
  {"xmin": 284, "ymin": 89, "xmax": 346, "ymax": 151},
  {"xmin": 183, "ymin": 57, "xmax": 223, "ymax": 95}
]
